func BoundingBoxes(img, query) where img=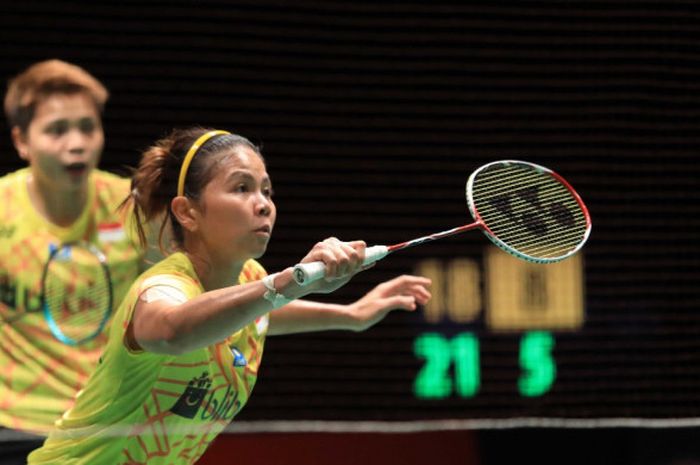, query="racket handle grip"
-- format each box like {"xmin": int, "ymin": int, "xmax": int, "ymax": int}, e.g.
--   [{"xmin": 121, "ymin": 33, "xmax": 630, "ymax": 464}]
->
[{"xmin": 293, "ymin": 245, "xmax": 389, "ymax": 286}]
